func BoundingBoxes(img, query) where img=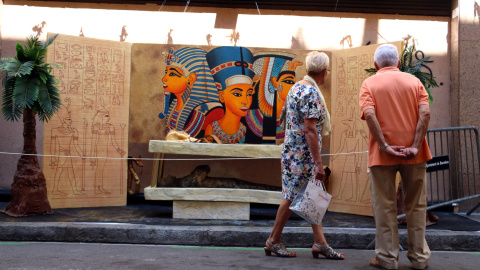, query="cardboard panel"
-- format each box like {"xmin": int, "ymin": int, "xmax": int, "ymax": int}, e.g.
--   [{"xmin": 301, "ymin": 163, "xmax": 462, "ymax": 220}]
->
[
  {"xmin": 44, "ymin": 33, "xmax": 131, "ymax": 208},
  {"xmin": 328, "ymin": 42, "xmax": 402, "ymax": 216}
]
